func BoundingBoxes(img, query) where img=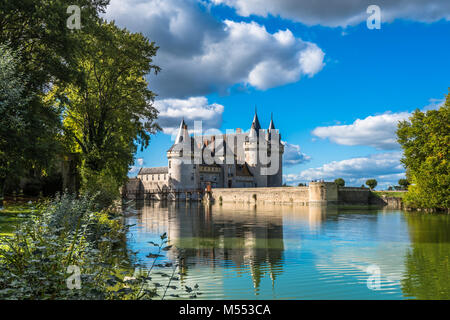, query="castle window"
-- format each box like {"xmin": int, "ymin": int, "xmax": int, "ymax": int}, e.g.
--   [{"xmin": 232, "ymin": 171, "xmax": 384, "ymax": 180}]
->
[
  {"xmin": 164, "ymin": 174, "xmax": 166, "ymax": 180},
  {"xmin": 169, "ymin": 161, "xmax": 171, "ymax": 169},
  {"xmin": 152, "ymin": 175, "xmax": 154, "ymax": 181}
]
